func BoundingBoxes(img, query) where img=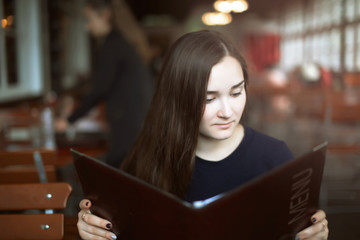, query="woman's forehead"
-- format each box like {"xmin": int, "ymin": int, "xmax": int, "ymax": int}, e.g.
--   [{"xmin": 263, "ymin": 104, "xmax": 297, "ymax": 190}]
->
[{"xmin": 207, "ymin": 56, "xmax": 244, "ymax": 91}]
